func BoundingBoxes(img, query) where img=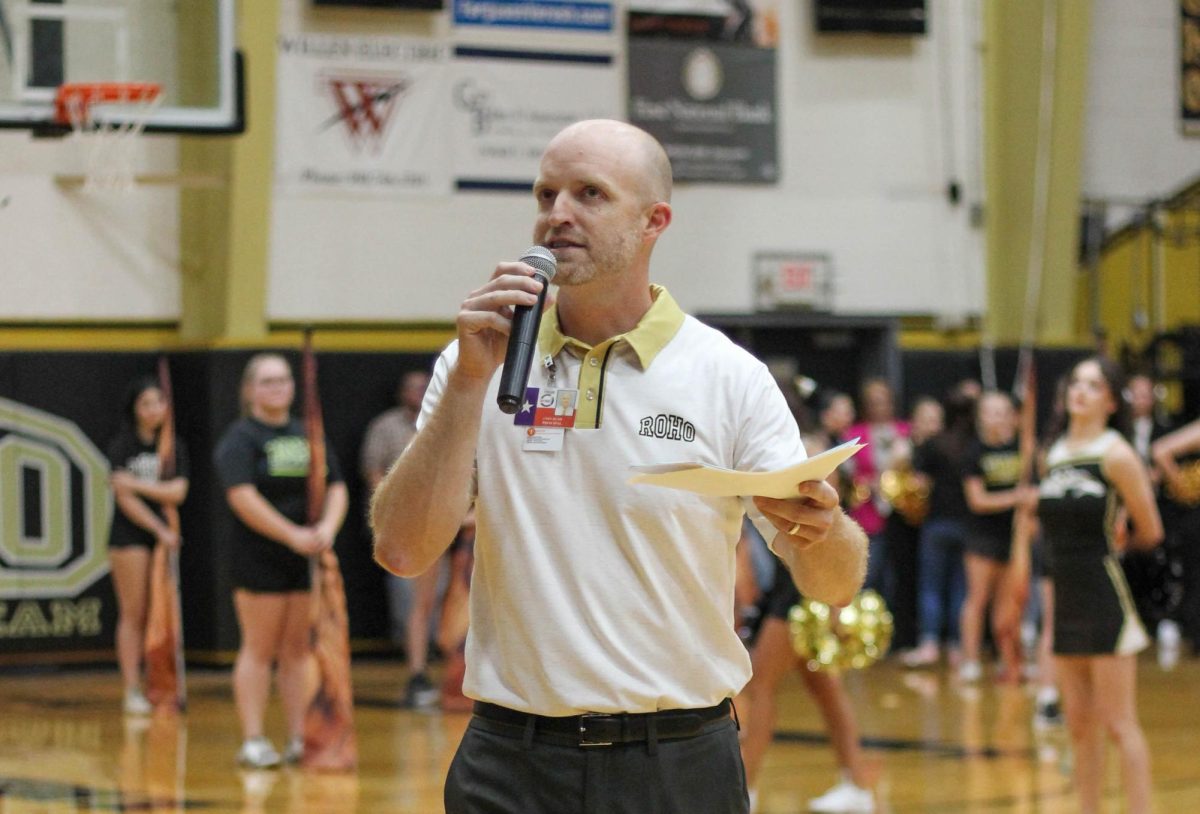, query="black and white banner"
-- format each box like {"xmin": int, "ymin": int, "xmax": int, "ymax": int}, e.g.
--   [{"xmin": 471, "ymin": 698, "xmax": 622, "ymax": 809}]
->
[
  {"xmin": 627, "ymin": 3, "xmax": 779, "ymax": 184},
  {"xmin": 1183, "ymin": 1, "xmax": 1200, "ymax": 135},
  {"xmin": 276, "ymin": 35, "xmax": 453, "ymax": 195},
  {"xmin": 451, "ymin": 46, "xmax": 618, "ymax": 190}
]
